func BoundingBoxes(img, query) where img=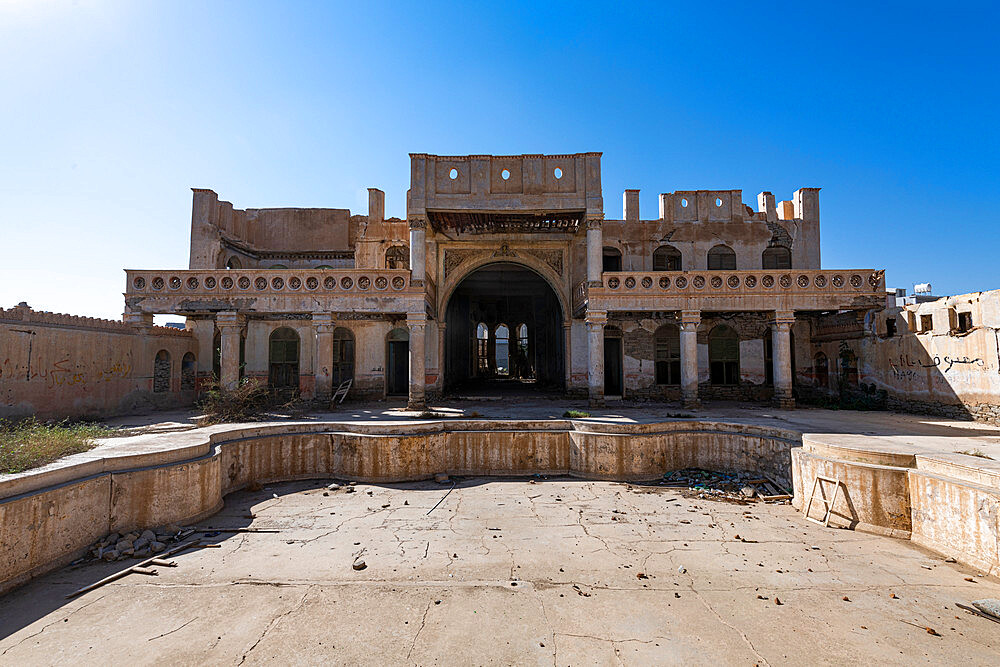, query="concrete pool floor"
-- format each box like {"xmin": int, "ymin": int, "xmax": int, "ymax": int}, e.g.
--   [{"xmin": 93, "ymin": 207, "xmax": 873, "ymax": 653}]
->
[{"xmin": 2, "ymin": 476, "xmax": 999, "ymax": 665}]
